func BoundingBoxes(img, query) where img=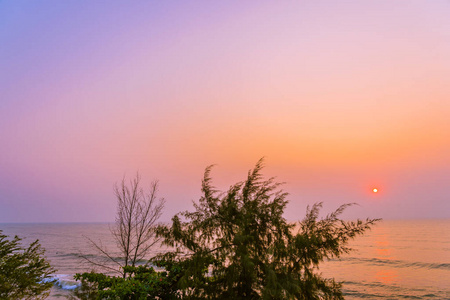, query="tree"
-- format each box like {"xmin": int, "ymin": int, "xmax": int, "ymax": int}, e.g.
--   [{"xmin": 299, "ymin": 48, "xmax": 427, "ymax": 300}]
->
[
  {"xmin": 81, "ymin": 173, "xmax": 165, "ymax": 278},
  {"xmin": 75, "ymin": 173, "xmax": 178, "ymax": 299},
  {"xmin": 0, "ymin": 230, "xmax": 55, "ymax": 299},
  {"xmin": 155, "ymin": 159, "xmax": 380, "ymax": 299}
]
